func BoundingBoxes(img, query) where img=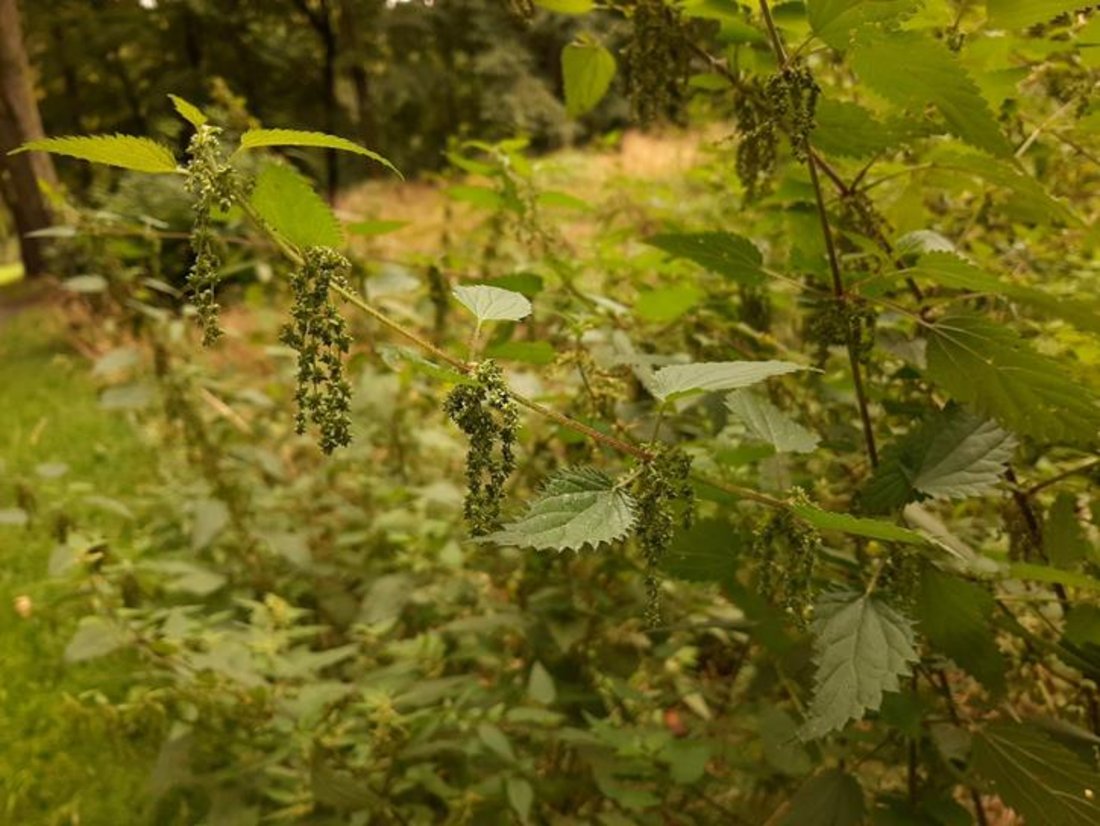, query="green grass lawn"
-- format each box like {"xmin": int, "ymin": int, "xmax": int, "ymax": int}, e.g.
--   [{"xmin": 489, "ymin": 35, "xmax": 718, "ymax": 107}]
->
[{"xmin": 0, "ymin": 306, "xmax": 163, "ymax": 825}]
